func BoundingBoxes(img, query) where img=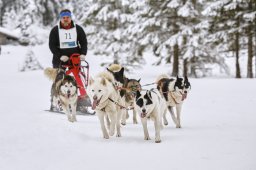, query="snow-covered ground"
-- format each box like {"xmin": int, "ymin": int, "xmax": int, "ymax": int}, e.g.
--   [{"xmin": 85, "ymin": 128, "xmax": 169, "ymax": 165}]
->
[{"xmin": 0, "ymin": 45, "xmax": 256, "ymax": 170}]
